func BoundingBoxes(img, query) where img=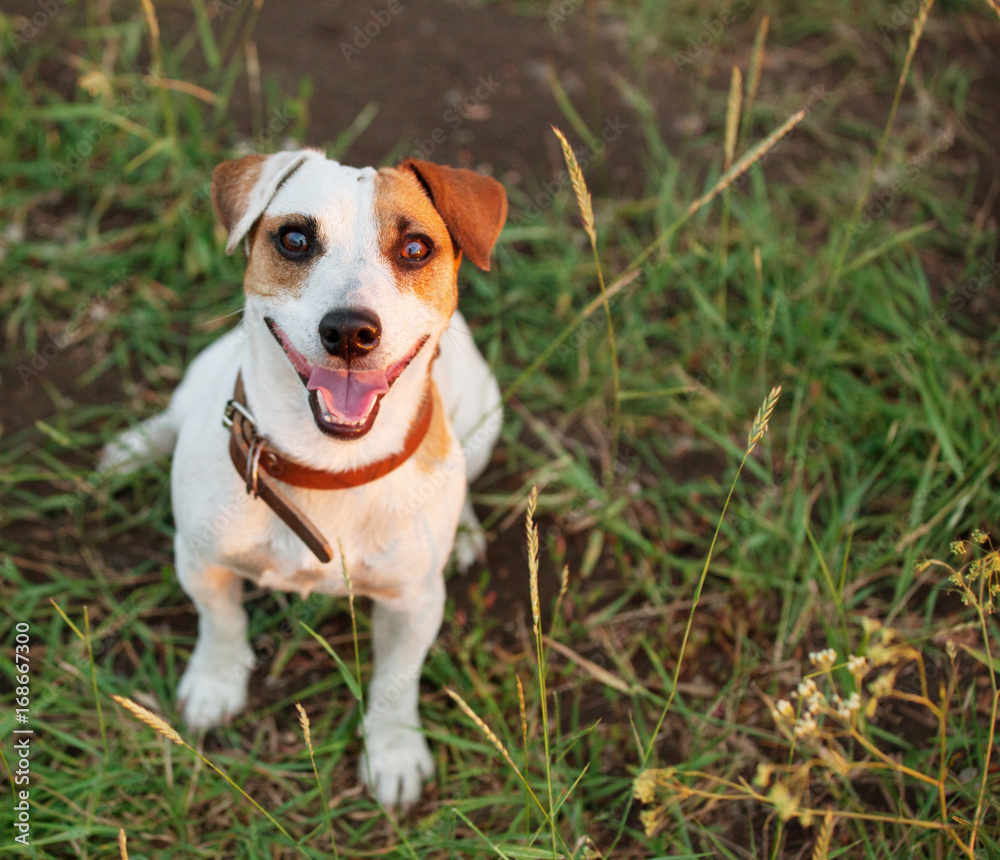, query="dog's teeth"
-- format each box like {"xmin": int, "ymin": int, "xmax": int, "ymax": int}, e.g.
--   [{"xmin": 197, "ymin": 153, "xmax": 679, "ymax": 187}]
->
[{"xmin": 317, "ymin": 398, "xmax": 369, "ymax": 428}]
